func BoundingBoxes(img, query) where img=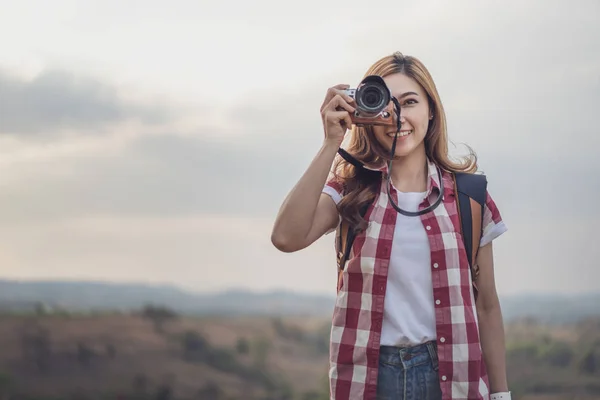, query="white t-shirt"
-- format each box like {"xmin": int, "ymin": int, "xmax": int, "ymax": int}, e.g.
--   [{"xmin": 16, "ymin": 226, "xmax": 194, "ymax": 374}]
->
[
  {"xmin": 378, "ymin": 190, "xmax": 436, "ymax": 346},
  {"xmin": 323, "ymin": 186, "xmax": 436, "ymax": 346}
]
